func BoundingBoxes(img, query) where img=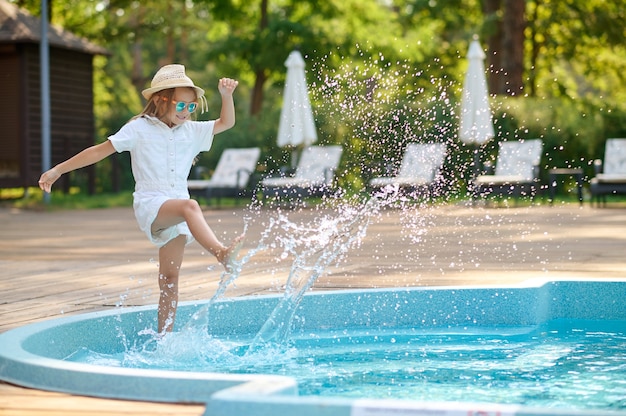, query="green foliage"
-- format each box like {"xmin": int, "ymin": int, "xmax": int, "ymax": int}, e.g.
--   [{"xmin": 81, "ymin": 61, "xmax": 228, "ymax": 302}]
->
[
  {"xmin": 526, "ymin": 0, "xmax": 626, "ymax": 108},
  {"xmin": 9, "ymin": 0, "xmax": 626, "ymax": 200},
  {"xmin": 489, "ymin": 95, "xmax": 626, "ymax": 181}
]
